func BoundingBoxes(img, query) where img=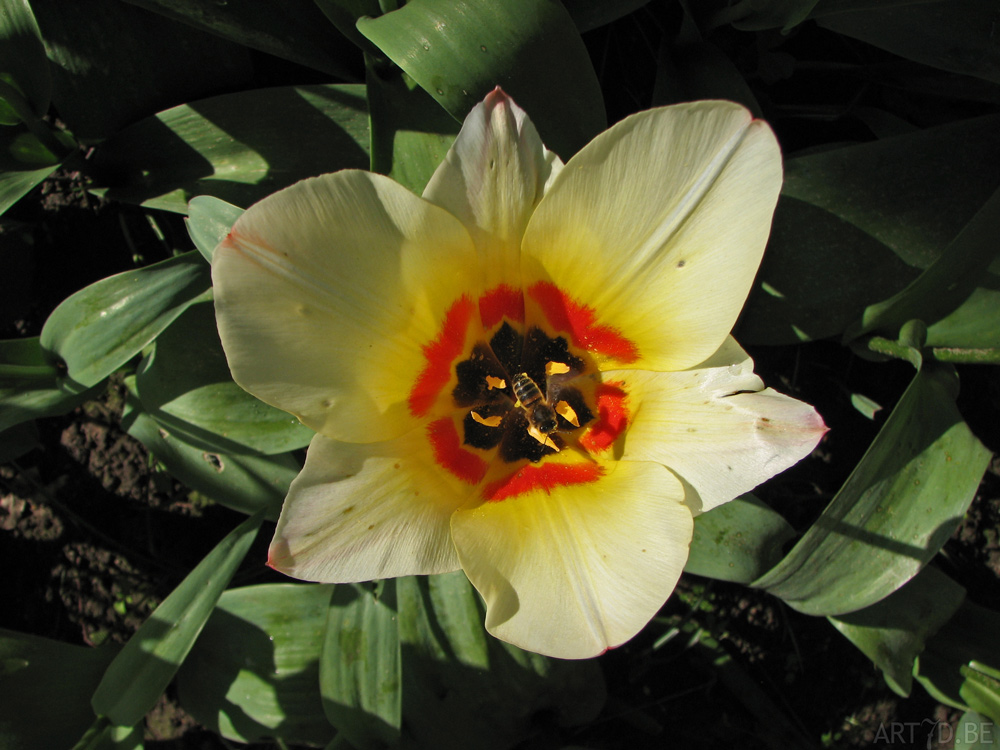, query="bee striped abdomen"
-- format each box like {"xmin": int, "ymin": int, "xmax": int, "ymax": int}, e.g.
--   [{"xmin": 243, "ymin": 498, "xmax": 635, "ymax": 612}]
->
[{"xmin": 512, "ymin": 372, "xmax": 559, "ymax": 434}]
